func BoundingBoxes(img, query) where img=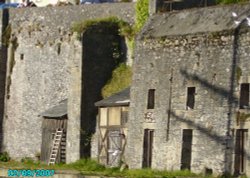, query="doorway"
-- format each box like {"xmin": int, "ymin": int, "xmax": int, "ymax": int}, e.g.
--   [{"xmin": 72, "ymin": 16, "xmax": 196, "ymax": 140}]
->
[
  {"xmin": 234, "ymin": 129, "xmax": 248, "ymax": 175},
  {"xmin": 142, "ymin": 129, "xmax": 154, "ymax": 168},
  {"xmin": 107, "ymin": 130, "xmax": 122, "ymax": 167},
  {"xmin": 181, "ymin": 129, "xmax": 193, "ymax": 170}
]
